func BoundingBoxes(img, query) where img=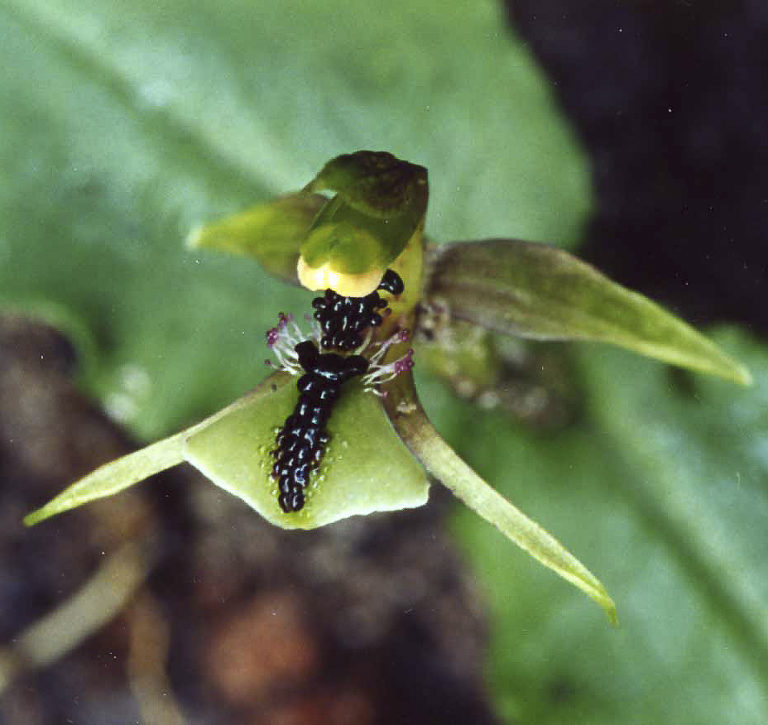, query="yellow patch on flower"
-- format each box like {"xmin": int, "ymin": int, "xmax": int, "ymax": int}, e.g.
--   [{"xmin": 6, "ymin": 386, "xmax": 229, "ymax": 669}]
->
[{"xmin": 297, "ymin": 256, "xmax": 384, "ymax": 296}]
